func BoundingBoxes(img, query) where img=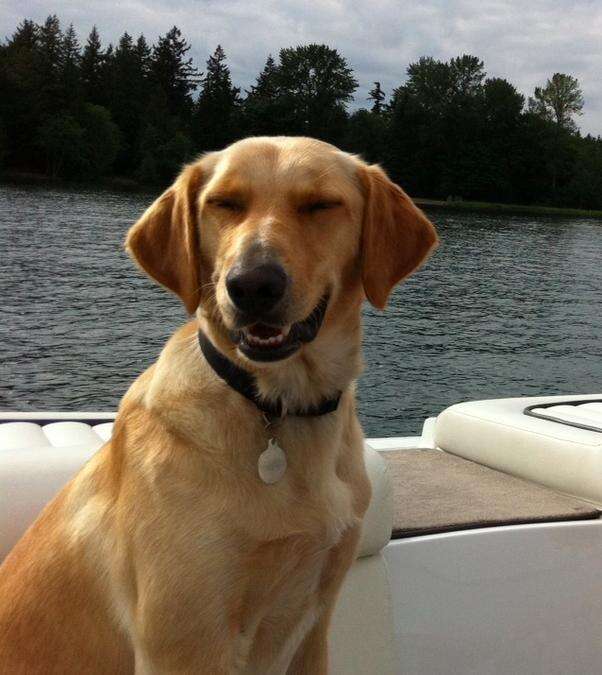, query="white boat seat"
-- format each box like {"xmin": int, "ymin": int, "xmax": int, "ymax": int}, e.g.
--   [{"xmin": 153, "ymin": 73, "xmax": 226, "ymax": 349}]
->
[
  {"xmin": 0, "ymin": 414, "xmax": 392, "ymax": 560},
  {"xmin": 435, "ymin": 394, "xmax": 602, "ymax": 507},
  {"xmin": 0, "ymin": 412, "xmax": 396, "ymax": 675}
]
